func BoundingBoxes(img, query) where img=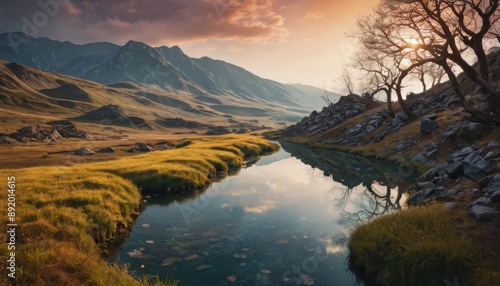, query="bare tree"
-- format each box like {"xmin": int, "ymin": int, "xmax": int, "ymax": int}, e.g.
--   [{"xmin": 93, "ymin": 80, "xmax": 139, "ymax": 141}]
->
[
  {"xmin": 351, "ymin": 46, "xmax": 399, "ymax": 117},
  {"xmin": 352, "ymin": 11, "xmax": 415, "ymax": 118},
  {"xmin": 321, "ymin": 91, "xmax": 334, "ymax": 107},
  {"xmin": 370, "ymin": 0, "xmax": 500, "ymax": 121},
  {"xmin": 339, "ymin": 66, "xmax": 355, "ymax": 95},
  {"xmin": 411, "ymin": 62, "xmax": 446, "ymax": 92}
]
